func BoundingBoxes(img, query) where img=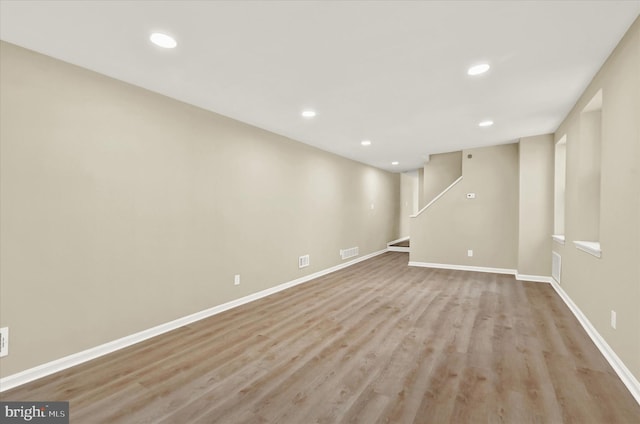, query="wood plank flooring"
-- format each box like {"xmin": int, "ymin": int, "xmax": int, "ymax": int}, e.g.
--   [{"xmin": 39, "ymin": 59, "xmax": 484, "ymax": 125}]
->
[{"xmin": 2, "ymin": 252, "xmax": 639, "ymax": 423}]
